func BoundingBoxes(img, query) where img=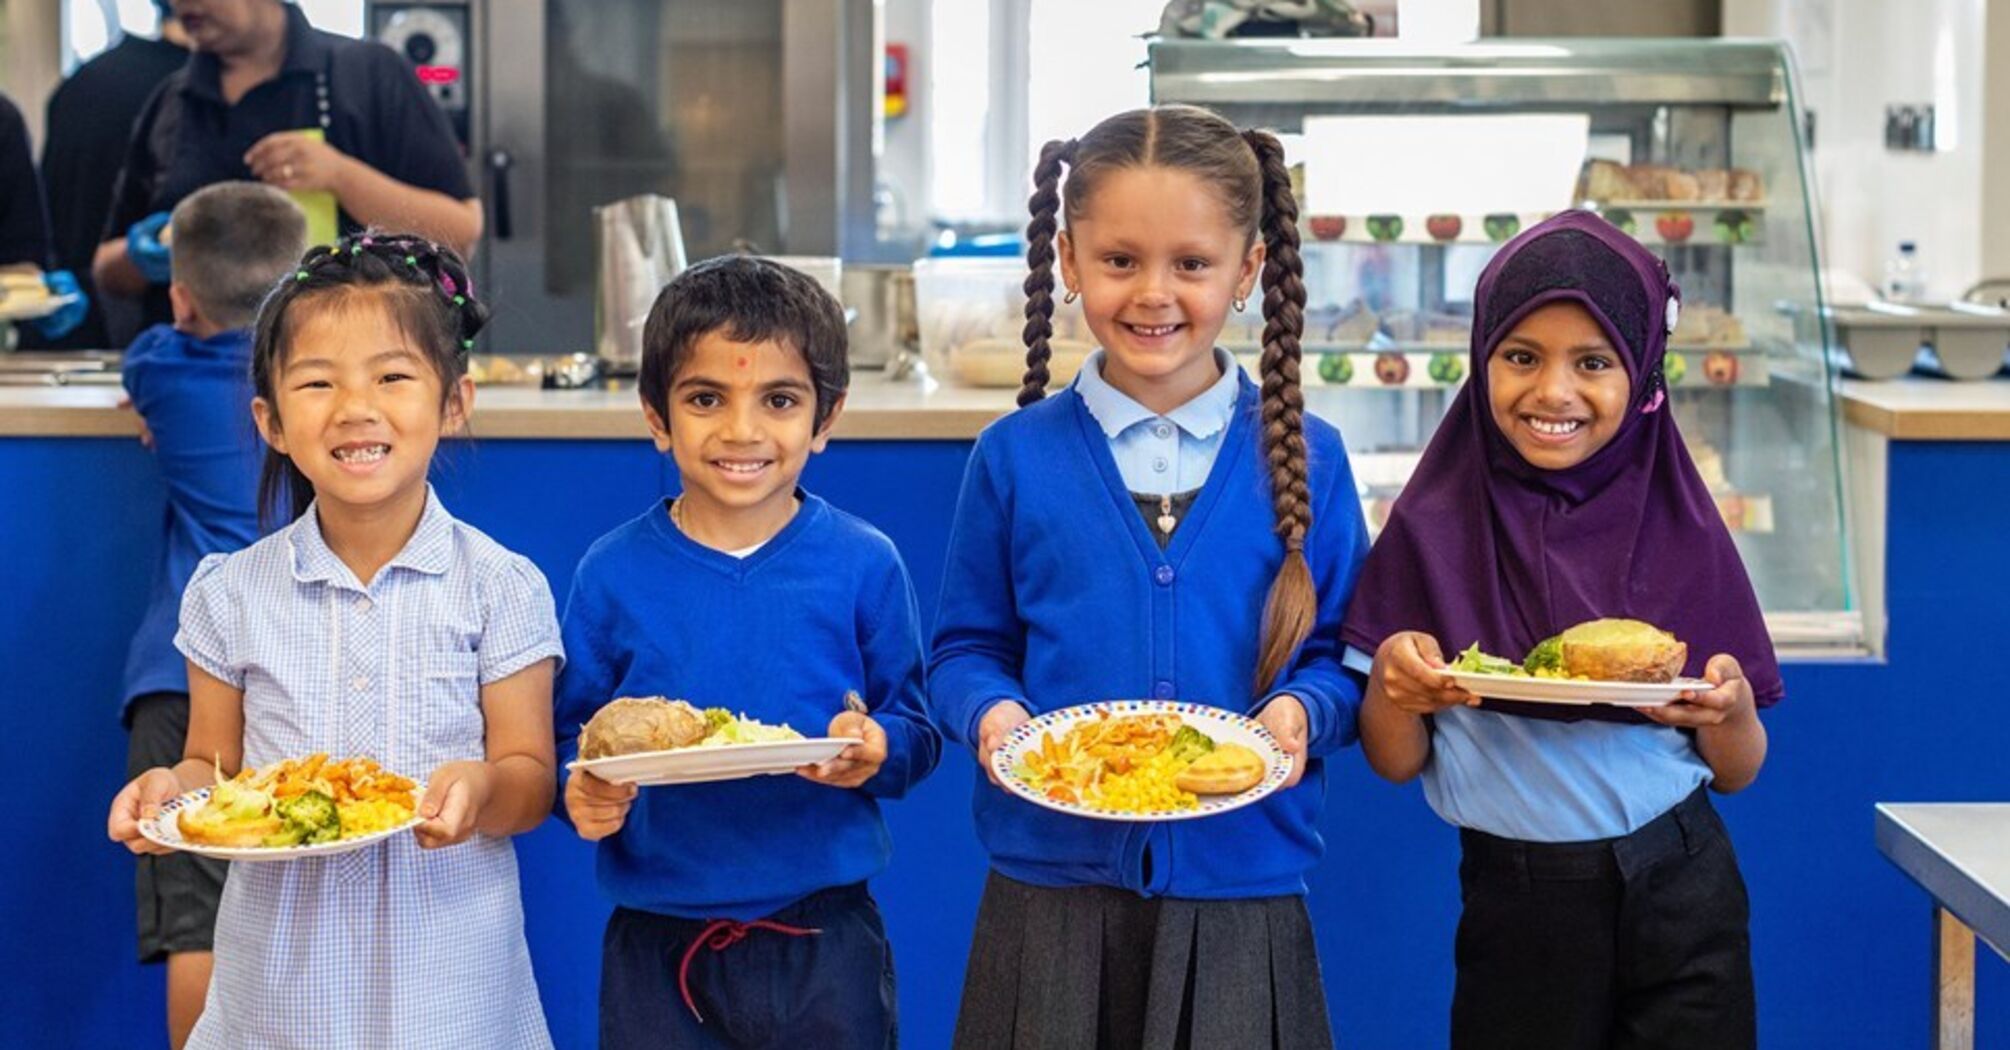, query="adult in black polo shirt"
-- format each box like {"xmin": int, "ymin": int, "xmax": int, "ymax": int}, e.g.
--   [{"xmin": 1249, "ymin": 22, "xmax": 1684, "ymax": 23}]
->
[
  {"xmin": 28, "ymin": 2, "xmax": 188, "ymax": 349},
  {"xmin": 0, "ymin": 92, "xmax": 50, "ymax": 271},
  {"xmin": 94, "ymin": 0, "xmax": 477, "ymax": 338}
]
